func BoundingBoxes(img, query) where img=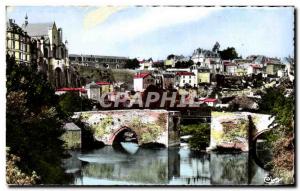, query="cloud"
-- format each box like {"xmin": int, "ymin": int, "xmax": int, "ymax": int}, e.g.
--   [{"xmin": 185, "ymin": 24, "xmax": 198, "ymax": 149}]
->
[
  {"xmin": 83, "ymin": 6, "xmax": 127, "ymax": 30},
  {"xmin": 83, "ymin": 7, "xmax": 221, "ymax": 45}
]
